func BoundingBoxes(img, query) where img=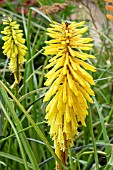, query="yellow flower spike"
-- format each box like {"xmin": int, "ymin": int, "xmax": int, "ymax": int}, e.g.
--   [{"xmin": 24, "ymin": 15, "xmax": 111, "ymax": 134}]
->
[
  {"xmin": 1, "ymin": 17, "xmax": 27, "ymax": 88},
  {"xmin": 43, "ymin": 21, "xmax": 96, "ymax": 169}
]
